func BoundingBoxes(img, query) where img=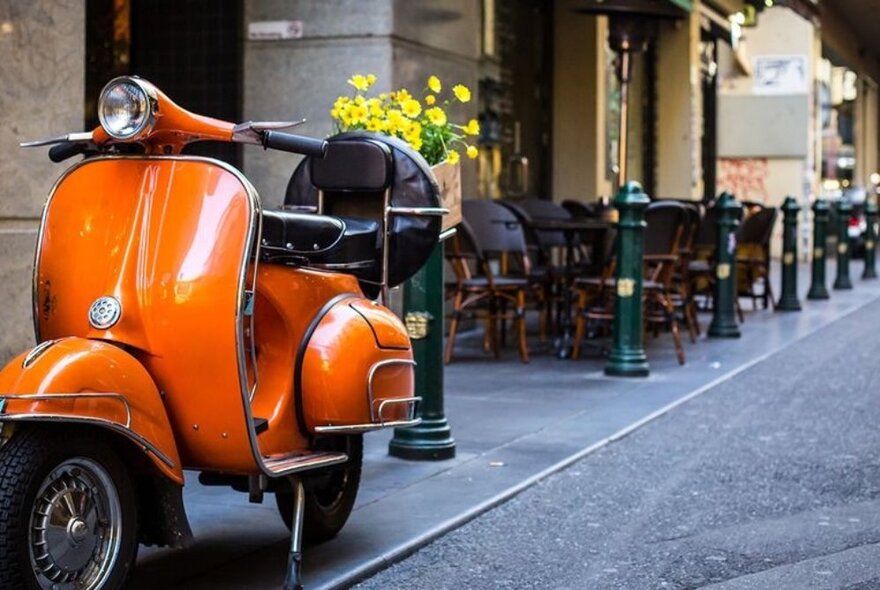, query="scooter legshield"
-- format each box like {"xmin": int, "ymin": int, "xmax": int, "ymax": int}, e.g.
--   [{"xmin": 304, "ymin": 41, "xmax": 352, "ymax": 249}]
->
[{"xmin": 0, "ymin": 336, "xmax": 182, "ymax": 483}]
